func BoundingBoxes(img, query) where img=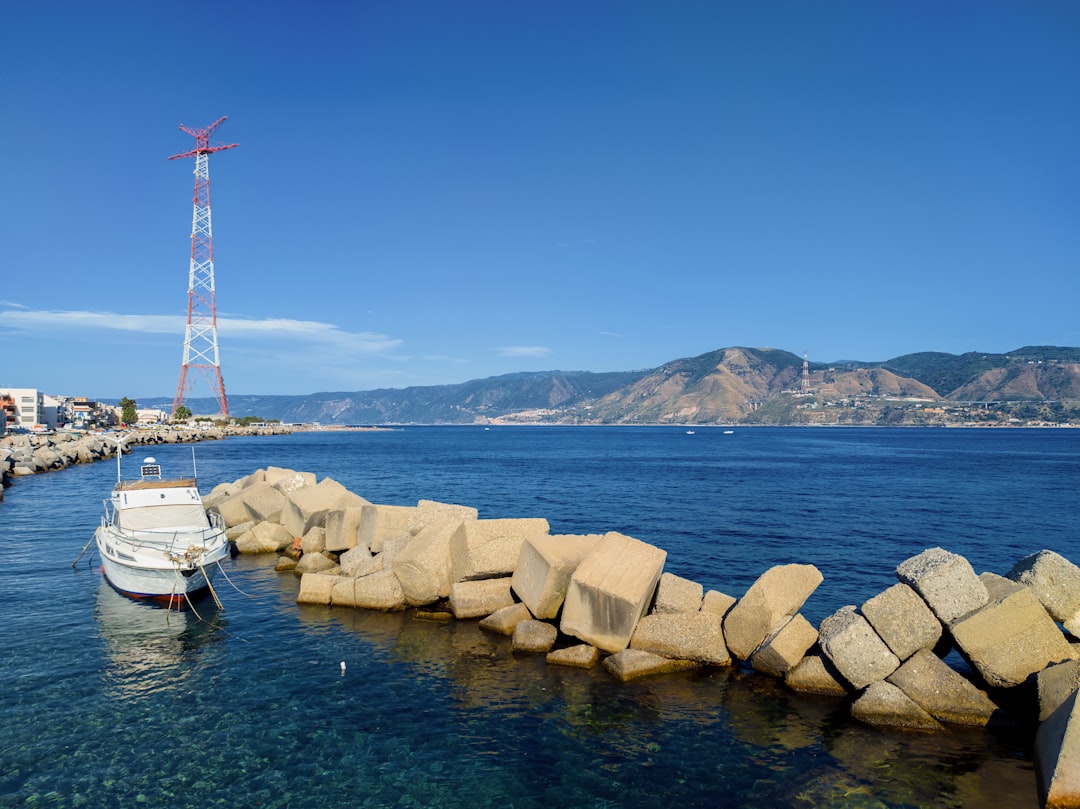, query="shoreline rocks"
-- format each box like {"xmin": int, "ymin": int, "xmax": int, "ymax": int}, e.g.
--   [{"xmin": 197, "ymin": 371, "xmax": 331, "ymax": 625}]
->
[{"xmin": 210, "ymin": 467, "xmax": 1080, "ymax": 809}]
